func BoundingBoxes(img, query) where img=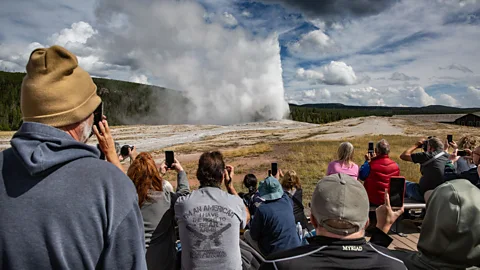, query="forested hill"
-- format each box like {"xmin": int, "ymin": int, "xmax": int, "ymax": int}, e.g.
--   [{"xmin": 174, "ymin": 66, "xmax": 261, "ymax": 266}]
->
[
  {"xmin": 289, "ymin": 103, "xmax": 480, "ymax": 124},
  {"xmin": 1, "ymin": 71, "xmax": 478, "ymax": 130},
  {"xmin": 0, "ymin": 71, "xmax": 190, "ymax": 130}
]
